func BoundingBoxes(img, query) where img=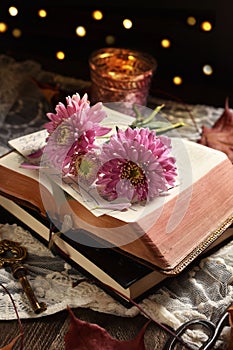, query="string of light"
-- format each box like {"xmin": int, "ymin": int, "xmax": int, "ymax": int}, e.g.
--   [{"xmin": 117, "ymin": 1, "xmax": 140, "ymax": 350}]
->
[{"xmin": 0, "ymin": 5, "xmax": 215, "ymax": 87}]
